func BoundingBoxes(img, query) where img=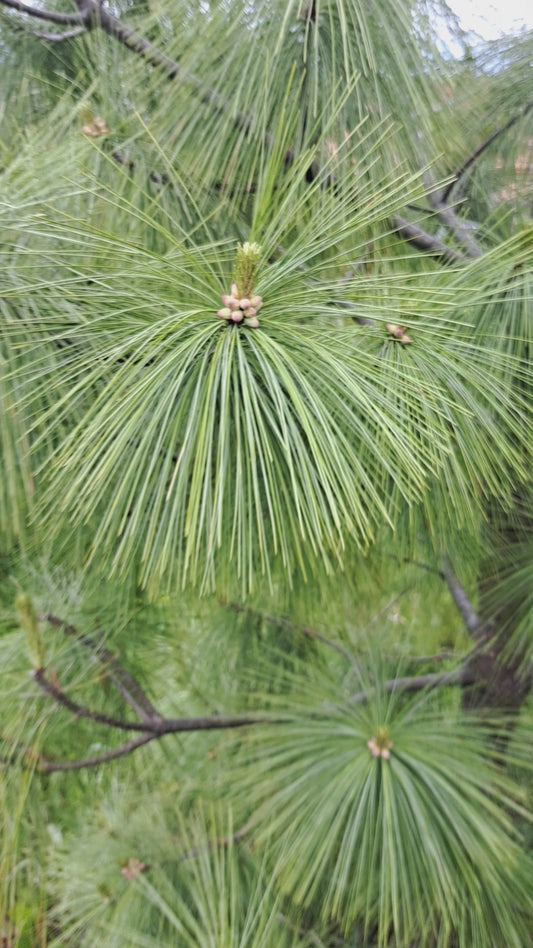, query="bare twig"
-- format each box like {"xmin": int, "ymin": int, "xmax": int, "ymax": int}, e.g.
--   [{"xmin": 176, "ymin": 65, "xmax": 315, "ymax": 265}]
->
[
  {"xmin": 441, "ymin": 557, "xmax": 483, "ymax": 638},
  {"xmin": 425, "ymin": 187, "xmax": 483, "ymax": 259},
  {"xmin": 40, "ymin": 613, "xmax": 159, "ymax": 722},
  {"xmin": 348, "ymin": 665, "xmax": 474, "ymax": 705},
  {"xmin": 0, "ymin": 0, "xmax": 85, "ymax": 24},
  {"xmin": 37, "ymin": 732, "xmax": 158, "ymax": 773},
  {"xmin": 30, "ymin": 666, "xmax": 264, "ymax": 735},
  {"xmin": 443, "ymin": 100, "xmax": 533, "ymax": 204},
  {"xmin": 393, "ymin": 214, "xmax": 465, "ymax": 265},
  {"xmin": 26, "ymin": 664, "xmax": 474, "ymax": 772},
  {"xmin": 30, "ymin": 667, "xmax": 157, "ymax": 732},
  {"xmin": 13, "ymin": 644, "xmax": 477, "ymax": 774},
  {"xmin": 221, "ymin": 599, "xmax": 355, "ymax": 664},
  {"xmin": 177, "ymin": 819, "xmax": 252, "ymax": 863},
  {"xmin": 28, "ymin": 26, "xmax": 85, "ymax": 41}
]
